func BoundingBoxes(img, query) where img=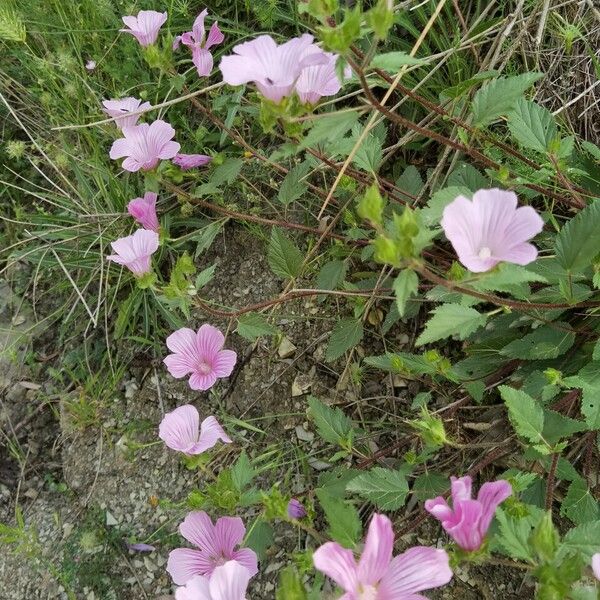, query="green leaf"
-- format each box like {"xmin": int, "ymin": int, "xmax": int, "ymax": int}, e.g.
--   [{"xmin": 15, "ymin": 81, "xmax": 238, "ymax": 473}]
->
[
  {"xmin": 507, "ymin": 98, "xmax": 558, "ymax": 153},
  {"xmin": 393, "ymin": 270, "xmax": 418, "ymax": 317},
  {"xmin": 316, "ymin": 489, "xmax": 362, "ymax": 548},
  {"xmin": 416, "ymin": 304, "xmax": 487, "ymax": 346},
  {"xmin": 300, "ymin": 111, "xmax": 360, "ymax": 150},
  {"xmin": 447, "ymin": 162, "xmax": 489, "ymax": 192},
  {"xmin": 236, "ymin": 312, "xmax": 279, "ymax": 341},
  {"xmin": 193, "ymin": 220, "xmax": 224, "ymax": 258},
  {"xmin": 194, "ymin": 264, "xmax": 216, "ymax": 290},
  {"xmin": 308, "ymin": 396, "xmax": 353, "ymax": 446},
  {"xmin": 500, "ymin": 385, "xmax": 547, "ymax": 448},
  {"xmin": 554, "ymin": 201, "xmax": 600, "ymax": 274},
  {"xmin": 316, "ymin": 260, "xmax": 347, "ymax": 291},
  {"xmin": 412, "ymin": 472, "xmax": 448, "ymax": 501},
  {"xmin": 210, "ymin": 157, "xmax": 243, "ymax": 185},
  {"xmin": 561, "ymin": 478, "xmax": 600, "ymax": 525},
  {"xmin": 325, "ymin": 318, "xmax": 364, "ymax": 361},
  {"xmin": 581, "ymin": 388, "xmax": 600, "ymax": 430},
  {"xmin": 420, "ymin": 186, "xmax": 471, "ymax": 227},
  {"xmin": 499, "ymin": 324, "xmax": 575, "ymax": 360},
  {"xmin": 471, "ymin": 72, "xmax": 544, "ymax": 127},
  {"xmin": 357, "ymin": 184, "xmax": 385, "ymax": 225},
  {"xmin": 245, "ymin": 518, "xmax": 274, "ymax": 561},
  {"xmin": 276, "ymin": 566, "xmax": 307, "ymax": 600},
  {"xmin": 559, "ymin": 521, "xmax": 600, "ymax": 560},
  {"xmin": 346, "ymin": 468, "xmax": 409, "ymax": 510},
  {"xmin": 494, "ymin": 508, "xmax": 536, "ymax": 563},
  {"xmin": 318, "ymin": 467, "xmax": 360, "ymax": 498},
  {"xmin": 395, "ymin": 165, "xmax": 423, "ymax": 198},
  {"xmin": 231, "ymin": 451, "xmax": 256, "ymax": 492},
  {"xmin": 267, "ymin": 228, "xmax": 303, "ymax": 279},
  {"xmin": 370, "ymin": 51, "xmax": 425, "ymax": 71},
  {"xmin": 542, "ymin": 410, "xmax": 587, "ymax": 444},
  {"xmin": 278, "ymin": 161, "xmax": 311, "ymax": 205}
]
